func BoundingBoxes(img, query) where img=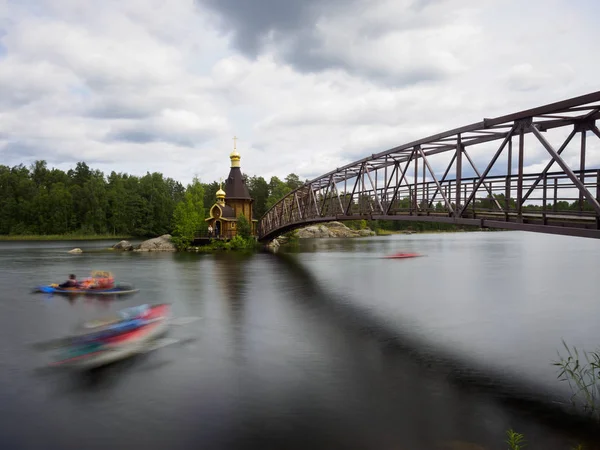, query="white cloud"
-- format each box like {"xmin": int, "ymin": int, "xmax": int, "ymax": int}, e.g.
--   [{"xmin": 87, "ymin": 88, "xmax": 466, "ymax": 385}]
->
[{"xmin": 0, "ymin": 0, "xmax": 598, "ymax": 192}]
